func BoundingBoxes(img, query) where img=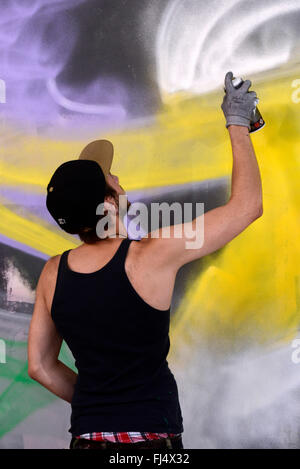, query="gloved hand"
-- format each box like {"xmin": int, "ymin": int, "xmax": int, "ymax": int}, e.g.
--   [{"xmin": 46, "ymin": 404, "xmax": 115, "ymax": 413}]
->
[{"xmin": 221, "ymin": 71, "xmax": 258, "ymax": 130}]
